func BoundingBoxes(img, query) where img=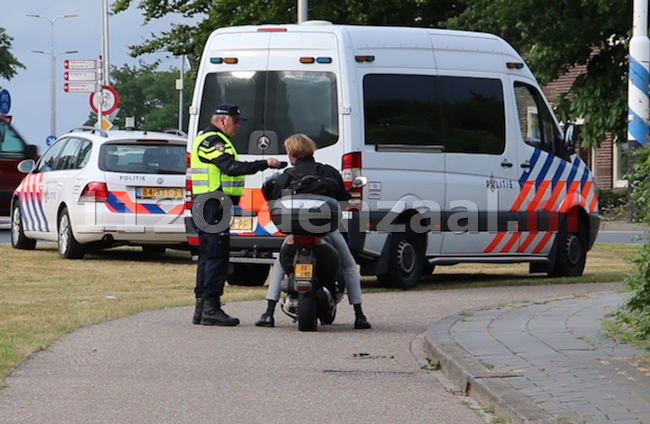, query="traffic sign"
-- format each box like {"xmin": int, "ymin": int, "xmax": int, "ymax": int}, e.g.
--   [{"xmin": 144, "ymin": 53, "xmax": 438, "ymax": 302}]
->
[
  {"xmin": 0, "ymin": 89, "xmax": 11, "ymax": 115},
  {"xmin": 95, "ymin": 116, "xmax": 113, "ymax": 131},
  {"xmin": 64, "ymin": 71, "xmax": 96, "ymax": 82},
  {"xmin": 64, "ymin": 83, "xmax": 98, "ymax": 93},
  {"xmin": 46, "ymin": 135, "xmax": 56, "ymax": 146},
  {"xmin": 63, "ymin": 59, "xmax": 97, "ymax": 70},
  {"xmin": 90, "ymin": 86, "xmax": 119, "ymax": 115}
]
